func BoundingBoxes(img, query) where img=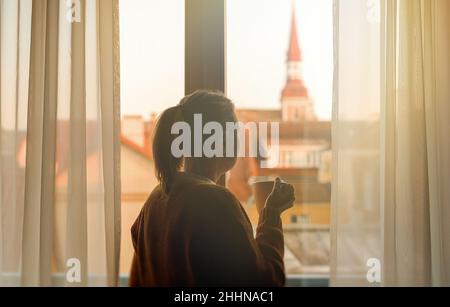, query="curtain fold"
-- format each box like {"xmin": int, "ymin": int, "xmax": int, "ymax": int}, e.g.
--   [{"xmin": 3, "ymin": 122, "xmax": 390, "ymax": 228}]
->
[
  {"xmin": 0, "ymin": 0, "xmax": 121, "ymax": 287},
  {"xmin": 66, "ymin": 0, "xmax": 88, "ymax": 287},
  {"xmin": 22, "ymin": 0, "xmax": 60, "ymax": 287},
  {"xmin": 332, "ymin": 0, "xmax": 450, "ymax": 287},
  {"xmin": 421, "ymin": 0, "xmax": 450, "ymax": 286},
  {"xmin": 97, "ymin": 0, "xmax": 121, "ymax": 287}
]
